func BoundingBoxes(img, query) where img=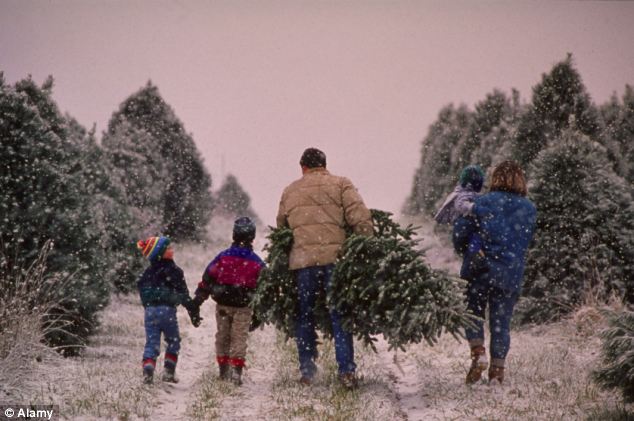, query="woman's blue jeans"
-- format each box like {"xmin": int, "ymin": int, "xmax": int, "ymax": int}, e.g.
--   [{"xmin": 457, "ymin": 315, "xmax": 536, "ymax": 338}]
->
[
  {"xmin": 465, "ymin": 279, "xmax": 518, "ymax": 361},
  {"xmin": 143, "ymin": 305, "xmax": 181, "ymax": 364},
  {"xmin": 295, "ymin": 264, "xmax": 356, "ymax": 378}
]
